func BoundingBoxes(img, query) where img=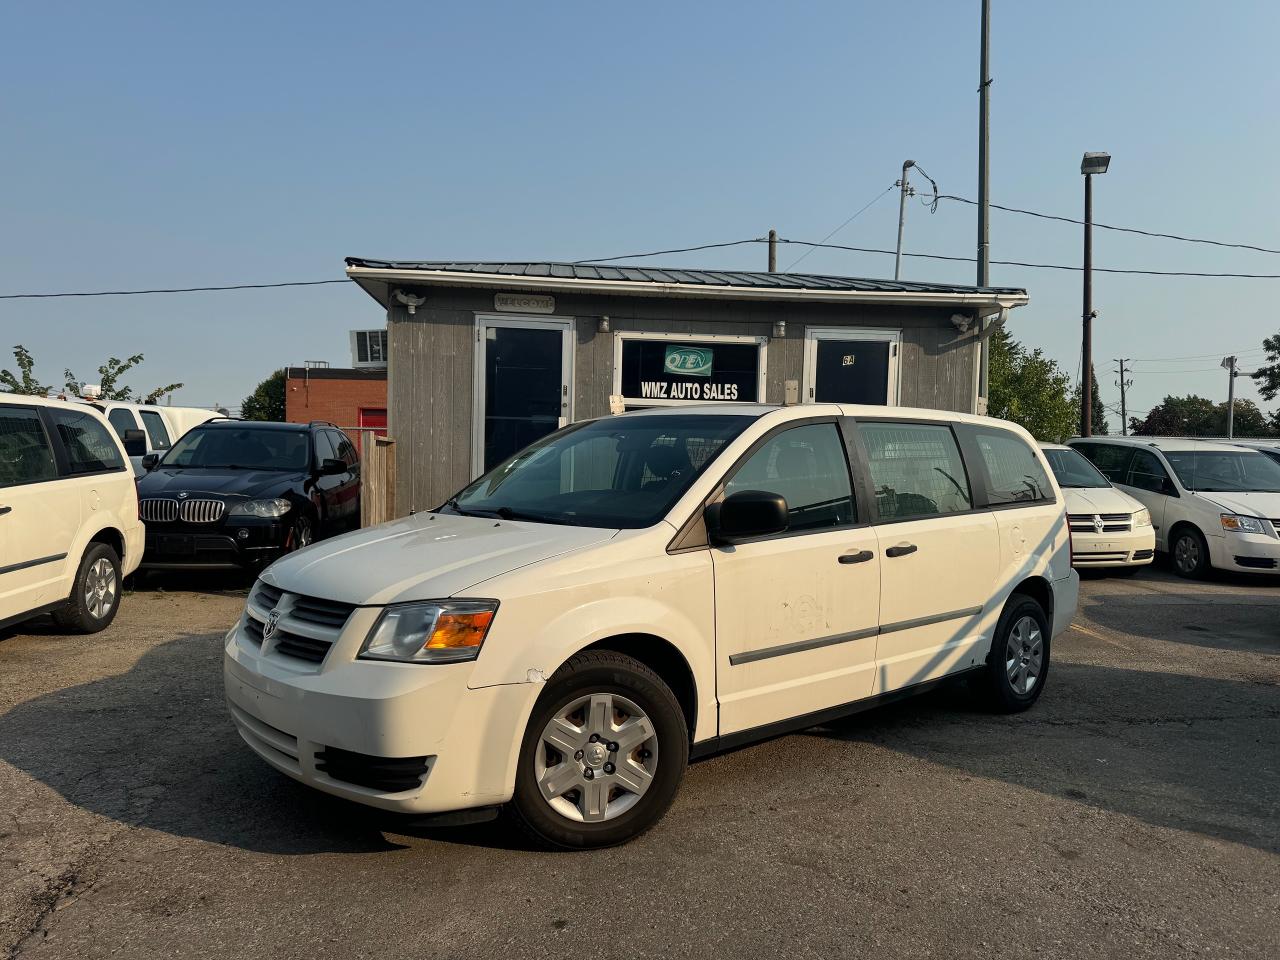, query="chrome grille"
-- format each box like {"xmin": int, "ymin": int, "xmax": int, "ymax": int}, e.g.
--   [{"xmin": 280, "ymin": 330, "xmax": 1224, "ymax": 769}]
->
[
  {"xmin": 179, "ymin": 498, "xmax": 225, "ymax": 523},
  {"xmin": 1067, "ymin": 512, "xmax": 1132, "ymax": 533},
  {"xmin": 139, "ymin": 498, "xmax": 179, "ymax": 522}
]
